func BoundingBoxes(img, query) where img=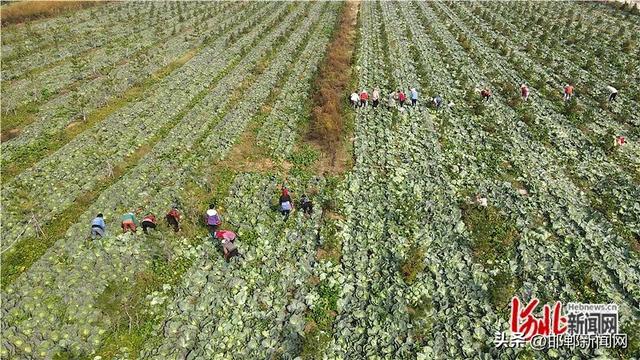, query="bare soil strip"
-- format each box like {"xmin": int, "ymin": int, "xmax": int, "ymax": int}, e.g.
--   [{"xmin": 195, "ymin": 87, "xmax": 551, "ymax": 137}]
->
[{"xmin": 307, "ymin": 0, "xmax": 360, "ymax": 175}]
